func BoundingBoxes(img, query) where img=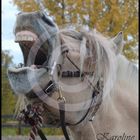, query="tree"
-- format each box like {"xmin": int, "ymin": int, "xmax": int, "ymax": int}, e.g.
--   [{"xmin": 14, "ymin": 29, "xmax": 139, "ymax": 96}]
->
[
  {"xmin": 2, "ymin": 50, "xmax": 16, "ymax": 115},
  {"xmin": 12, "ymin": 0, "xmax": 138, "ymax": 61}
]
